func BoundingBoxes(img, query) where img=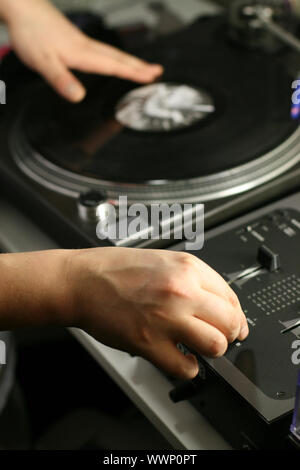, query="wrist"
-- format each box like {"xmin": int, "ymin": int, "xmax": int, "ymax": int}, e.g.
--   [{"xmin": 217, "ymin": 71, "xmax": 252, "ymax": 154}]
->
[
  {"xmin": 0, "ymin": 249, "xmax": 76, "ymax": 330},
  {"xmin": 63, "ymin": 247, "xmax": 113, "ymax": 332}
]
